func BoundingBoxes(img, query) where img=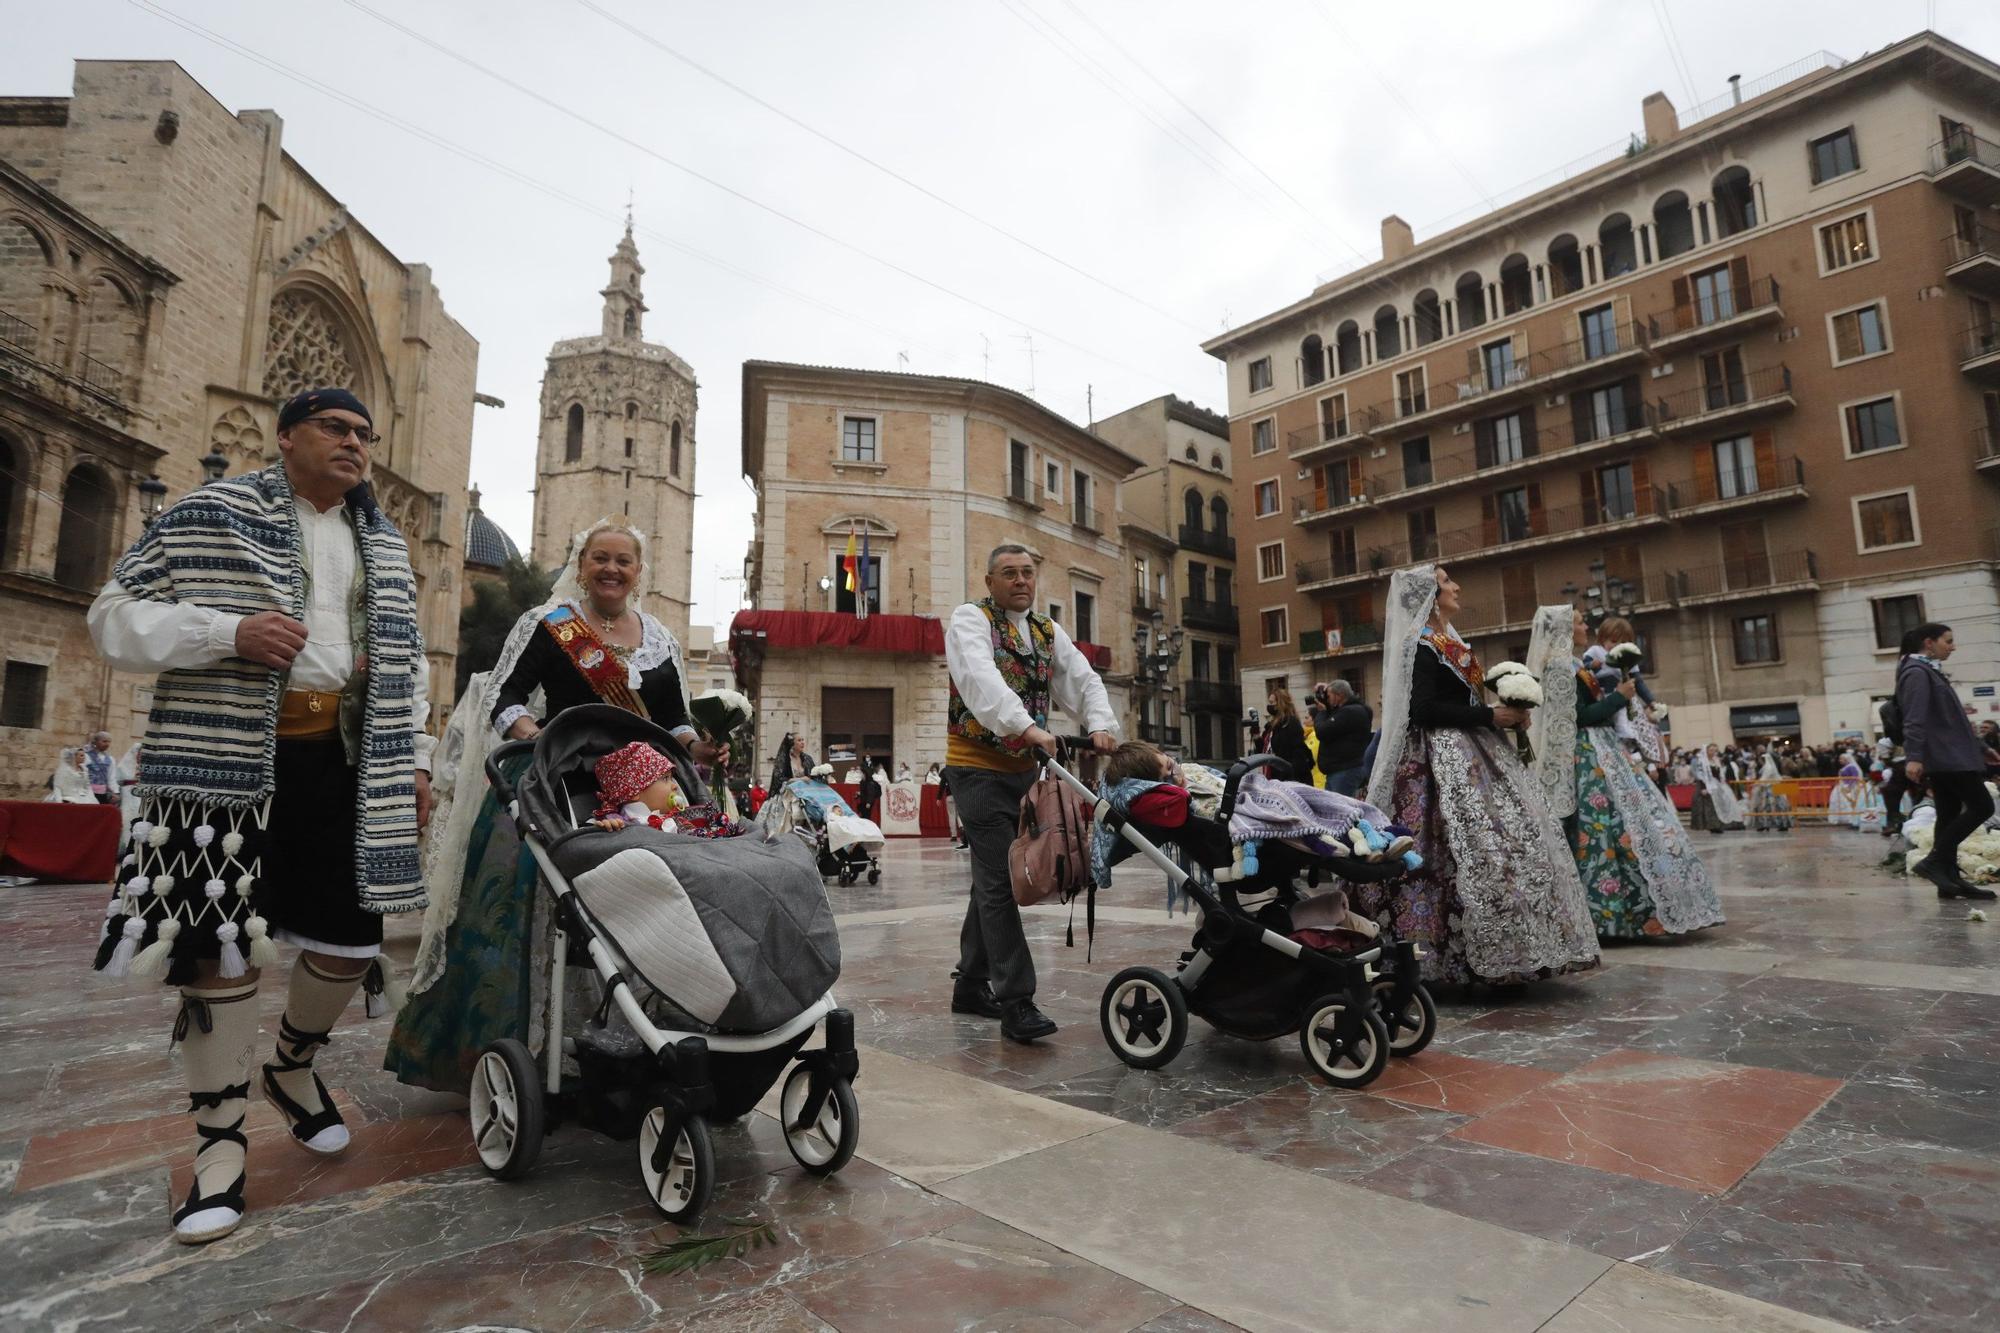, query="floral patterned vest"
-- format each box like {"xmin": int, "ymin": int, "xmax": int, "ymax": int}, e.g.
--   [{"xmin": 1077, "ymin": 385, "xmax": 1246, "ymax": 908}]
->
[{"xmin": 948, "ymin": 598, "xmax": 1054, "ymax": 760}]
